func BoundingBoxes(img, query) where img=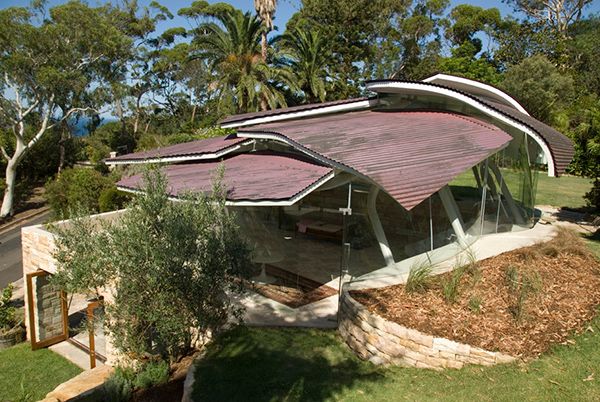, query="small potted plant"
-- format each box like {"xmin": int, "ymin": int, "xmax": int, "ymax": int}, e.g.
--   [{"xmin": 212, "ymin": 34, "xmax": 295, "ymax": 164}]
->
[{"xmin": 0, "ymin": 284, "xmax": 24, "ymax": 349}]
